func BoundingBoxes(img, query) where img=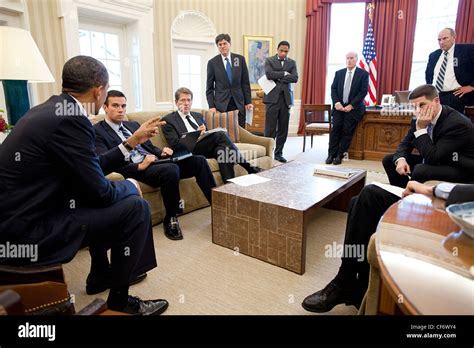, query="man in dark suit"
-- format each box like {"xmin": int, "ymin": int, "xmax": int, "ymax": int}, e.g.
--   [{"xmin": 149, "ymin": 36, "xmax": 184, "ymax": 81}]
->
[
  {"xmin": 206, "ymin": 33, "xmax": 253, "ymax": 128},
  {"xmin": 263, "ymin": 41, "xmax": 298, "ymax": 163},
  {"xmin": 0, "ymin": 56, "xmax": 168, "ymax": 315},
  {"xmin": 162, "ymin": 87, "xmax": 261, "ymax": 183},
  {"xmin": 327, "ymin": 52, "xmax": 369, "ymax": 165},
  {"xmin": 425, "ymin": 28, "xmax": 474, "ymax": 113},
  {"xmin": 95, "ymin": 90, "xmax": 216, "ymax": 241},
  {"xmin": 382, "ymin": 84, "xmax": 474, "ymax": 188},
  {"xmin": 302, "ymin": 180, "xmax": 474, "ymax": 313}
]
